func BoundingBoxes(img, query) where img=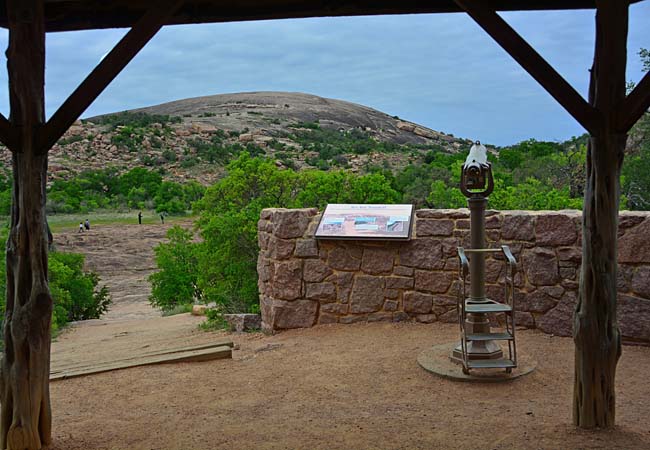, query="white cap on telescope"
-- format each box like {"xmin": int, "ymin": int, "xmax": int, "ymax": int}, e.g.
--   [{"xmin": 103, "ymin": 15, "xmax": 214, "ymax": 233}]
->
[{"xmin": 463, "ymin": 140, "xmax": 488, "ymax": 170}]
